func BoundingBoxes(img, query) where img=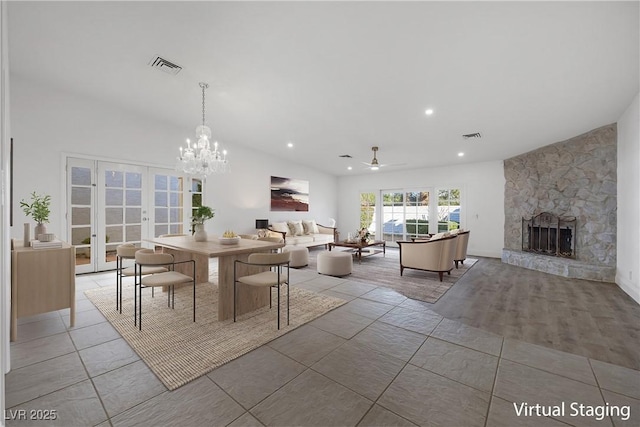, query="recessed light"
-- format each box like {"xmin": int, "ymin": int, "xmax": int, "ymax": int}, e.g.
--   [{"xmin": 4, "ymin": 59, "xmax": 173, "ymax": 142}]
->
[
  {"xmin": 425, "ymin": 109, "xmax": 434, "ymax": 116},
  {"xmin": 458, "ymin": 152, "xmax": 464, "ymax": 157},
  {"xmin": 287, "ymin": 142, "xmax": 293, "ymax": 148},
  {"xmin": 347, "ymin": 166, "xmax": 352, "ymax": 170}
]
